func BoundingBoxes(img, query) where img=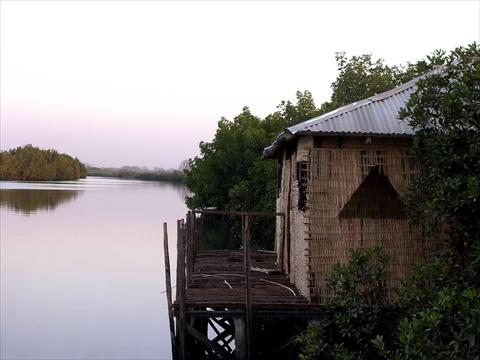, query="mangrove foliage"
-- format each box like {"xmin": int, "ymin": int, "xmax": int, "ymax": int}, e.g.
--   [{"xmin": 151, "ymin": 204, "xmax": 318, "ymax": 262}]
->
[{"xmin": 0, "ymin": 145, "xmax": 87, "ymax": 181}]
